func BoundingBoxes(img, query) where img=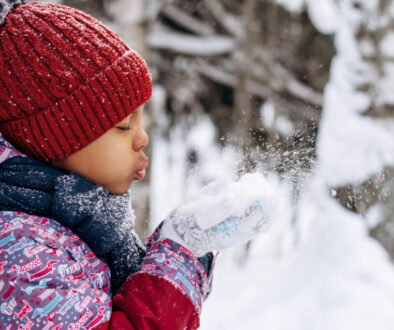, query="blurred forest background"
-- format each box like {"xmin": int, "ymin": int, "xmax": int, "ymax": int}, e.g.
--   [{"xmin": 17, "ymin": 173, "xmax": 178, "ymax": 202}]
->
[
  {"xmin": 60, "ymin": 0, "xmax": 393, "ymax": 258},
  {"xmin": 48, "ymin": 0, "xmax": 394, "ymax": 328}
]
